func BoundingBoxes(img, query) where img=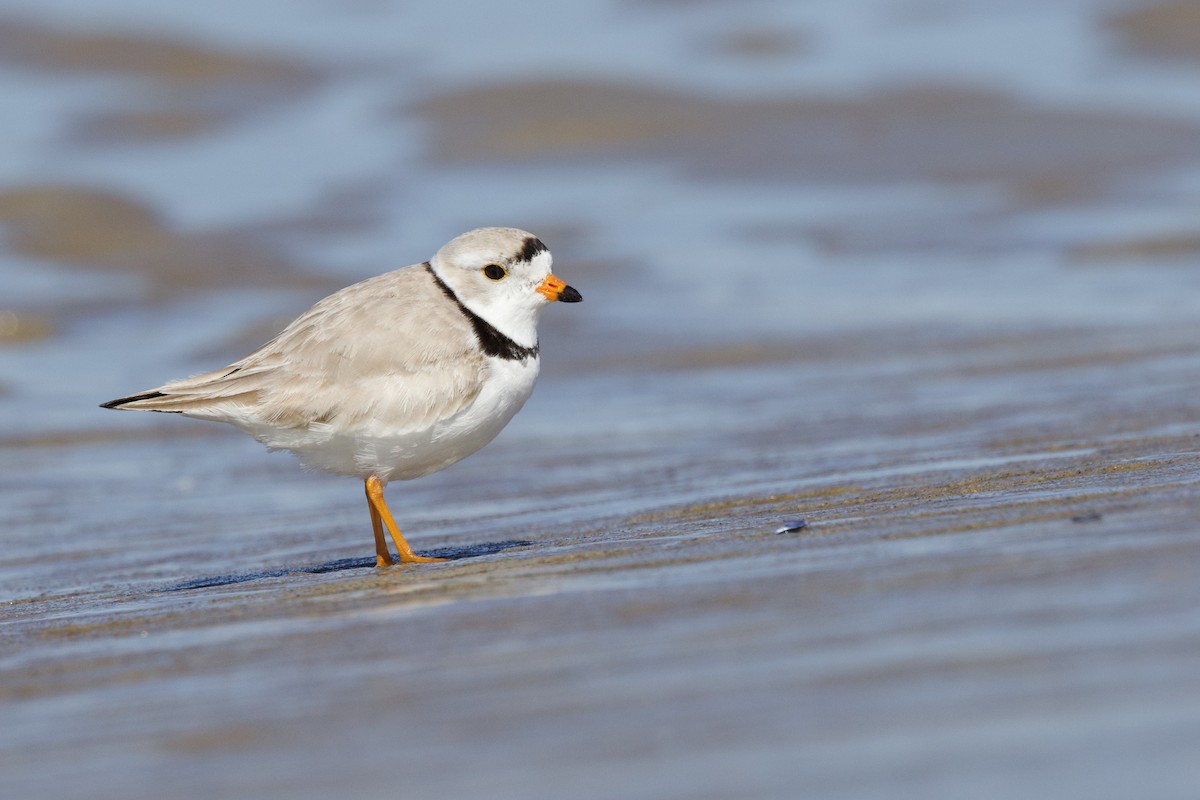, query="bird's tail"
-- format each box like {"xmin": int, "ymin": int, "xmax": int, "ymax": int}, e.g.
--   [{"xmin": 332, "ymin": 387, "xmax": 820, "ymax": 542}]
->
[
  {"xmin": 100, "ymin": 363, "xmax": 264, "ymax": 417},
  {"xmin": 100, "ymin": 390, "xmax": 180, "ymax": 413}
]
